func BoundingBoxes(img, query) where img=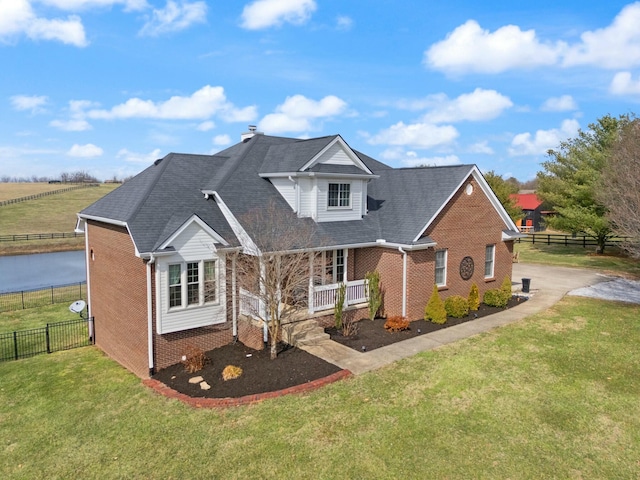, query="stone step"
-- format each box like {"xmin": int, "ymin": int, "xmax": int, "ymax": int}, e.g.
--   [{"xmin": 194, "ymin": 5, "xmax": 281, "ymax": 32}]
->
[{"xmin": 281, "ymin": 319, "xmax": 329, "ymax": 347}]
